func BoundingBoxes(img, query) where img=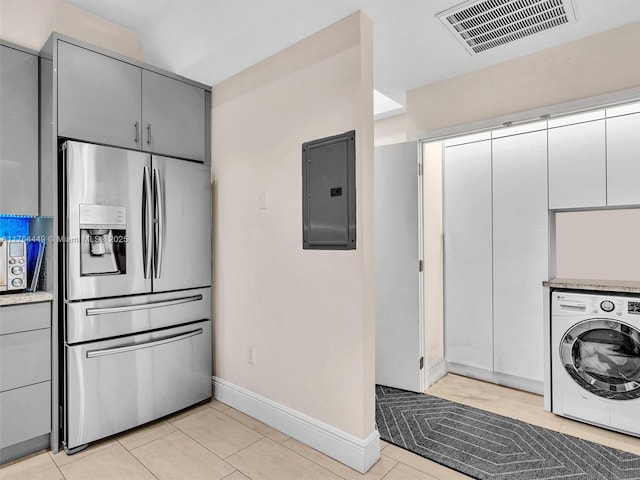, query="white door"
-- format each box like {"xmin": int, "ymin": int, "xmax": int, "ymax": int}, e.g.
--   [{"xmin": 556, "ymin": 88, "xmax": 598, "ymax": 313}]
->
[
  {"xmin": 443, "ymin": 137, "xmax": 493, "ymax": 372},
  {"xmin": 492, "ymin": 127, "xmax": 548, "ymax": 382},
  {"xmin": 374, "ymin": 142, "xmax": 423, "ymax": 392}
]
